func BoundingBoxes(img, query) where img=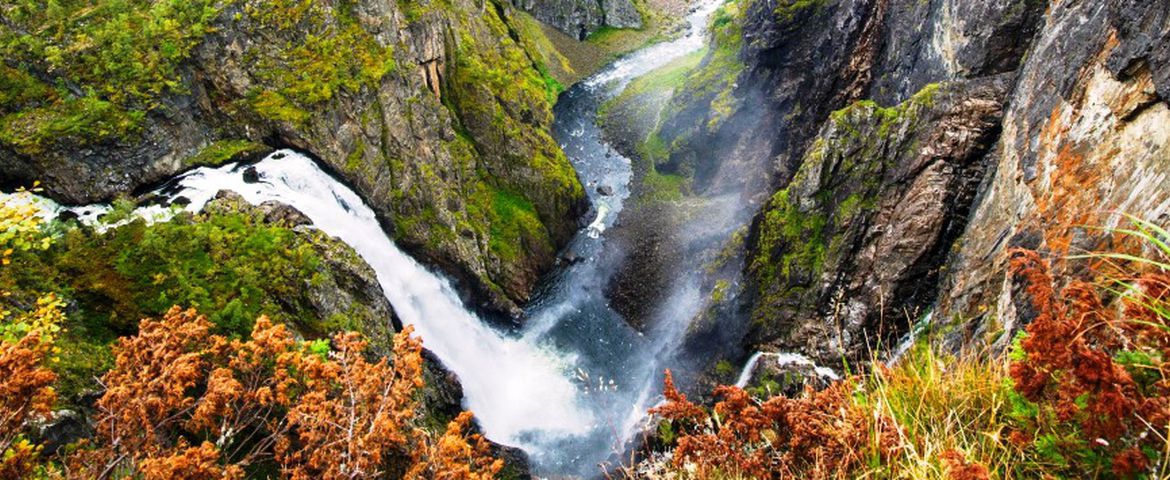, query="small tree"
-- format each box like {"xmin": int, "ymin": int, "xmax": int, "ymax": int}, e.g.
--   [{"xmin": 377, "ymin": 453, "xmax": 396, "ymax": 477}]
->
[{"xmin": 0, "ymin": 189, "xmax": 63, "ymax": 478}]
